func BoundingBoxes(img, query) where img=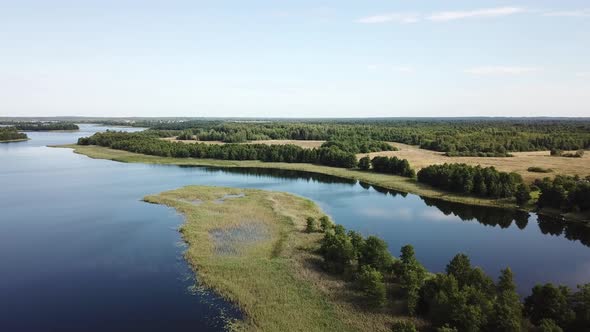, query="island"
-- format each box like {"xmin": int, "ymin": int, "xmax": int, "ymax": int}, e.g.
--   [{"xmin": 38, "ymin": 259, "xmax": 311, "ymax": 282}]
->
[{"xmin": 0, "ymin": 127, "xmax": 28, "ymax": 143}]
